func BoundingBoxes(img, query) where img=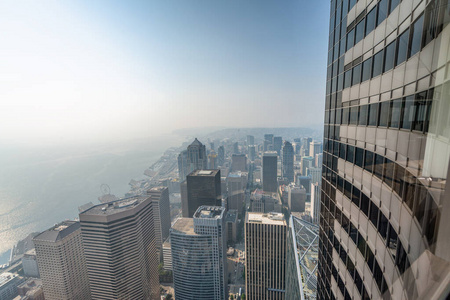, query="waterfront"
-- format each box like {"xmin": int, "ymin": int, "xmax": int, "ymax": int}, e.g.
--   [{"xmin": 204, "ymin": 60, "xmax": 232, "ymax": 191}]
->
[{"xmin": 0, "ymin": 135, "xmax": 183, "ymax": 265}]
